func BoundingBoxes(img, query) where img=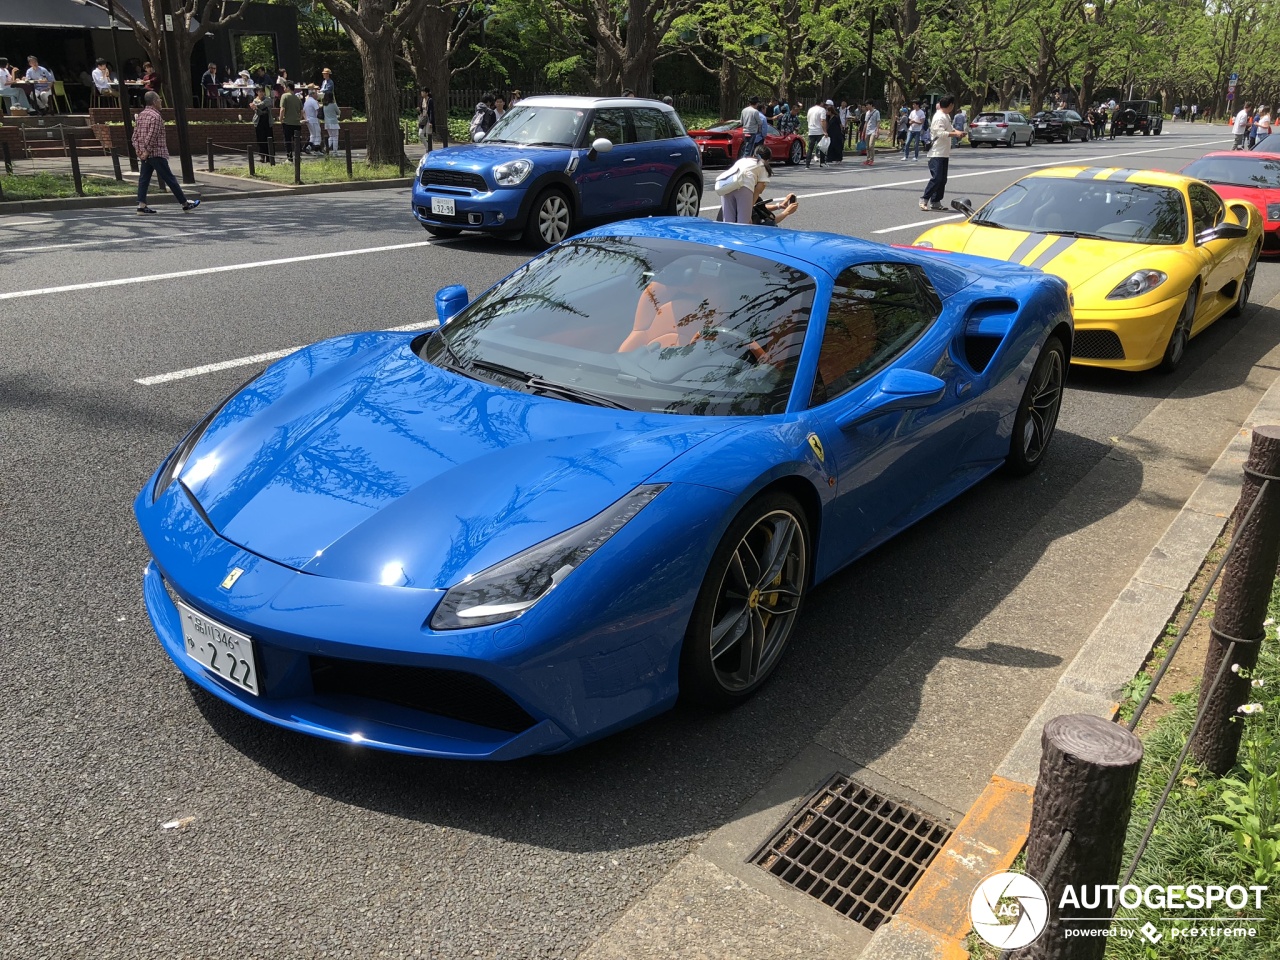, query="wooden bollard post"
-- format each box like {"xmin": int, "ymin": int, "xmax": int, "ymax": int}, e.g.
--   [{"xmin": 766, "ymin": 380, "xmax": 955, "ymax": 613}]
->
[
  {"xmin": 206, "ymin": 138, "xmax": 214, "ymax": 173},
  {"xmin": 344, "ymin": 128, "xmax": 352, "ymax": 178},
  {"xmin": 67, "ymin": 136, "xmax": 84, "ymax": 197},
  {"xmin": 1191, "ymin": 425, "xmax": 1280, "ymax": 774},
  {"xmin": 110, "ymin": 147, "xmax": 122, "ymax": 181},
  {"xmin": 246, "ymin": 143, "xmax": 255, "ymax": 177},
  {"xmin": 1013, "ymin": 715, "xmax": 1143, "ymax": 960},
  {"xmin": 293, "ymin": 143, "xmax": 302, "ymax": 185}
]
